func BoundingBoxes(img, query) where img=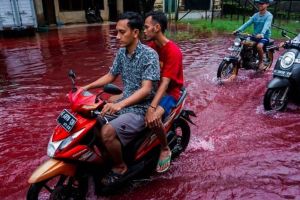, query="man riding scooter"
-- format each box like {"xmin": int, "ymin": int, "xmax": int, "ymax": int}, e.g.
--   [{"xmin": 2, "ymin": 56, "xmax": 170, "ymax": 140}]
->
[
  {"xmin": 144, "ymin": 11, "xmax": 184, "ymax": 173},
  {"xmin": 263, "ymin": 31, "xmax": 300, "ymax": 111},
  {"xmin": 233, "ymin": 0, "xmax": 273, "ymax": 71},
  {"xmin": 82, "ymin": 11, "xmax": 160, "ymax": 186}
]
